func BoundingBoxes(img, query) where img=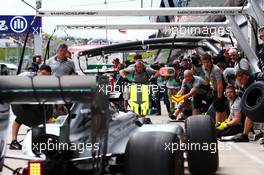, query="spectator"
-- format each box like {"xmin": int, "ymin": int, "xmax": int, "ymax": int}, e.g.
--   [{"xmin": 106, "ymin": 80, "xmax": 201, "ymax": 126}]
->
[
  {"xmin": 213, "ymin": 49, "xmax": 234, "ymax": 69},
  {"xmin": 232, "ymin": 70, "xmax": 262, "ymax": 142},
  {"xmin": 119, "ymin": 59, "xmax": 159, "ymax": 116},
  {"xmin": 112, "ymin": 58, "xmax": 120, "ymax": 71},
  {"xmin": 201, "ymin": 54, "xmax": 228, "ymax": 124},
  {"xmin": 119, "ymin": 59, "xmax": 159, "ymax": 84},
  {"xmin": 190, "ymin": 54, "xmax": 205, "ymax": 78},
  {"xmin": 174, "ymin": 70, "xmax": 211, "ymax": 116},
  {"xmin": 154, "ymin": 64, "xmax": 170, "ymax": 115},
  {"xmin": 10, "ymin": 65, "xmax": 53, "ymax": 150},
  {"xmin": 216, "ymin": 85, "xmax": 243, "ymax": 137},
  {"xmin": 110, "ymin": 58, "xmax": 121, "ymax": 90},
  {"xmin": 28, "ymin": 55, "xmax": 42, "ymax": 72},
  {"xmin": 223, "ymin": 48, "xmax": 235, "ymax": 68},
  {"xmin": 223, "ymin": 47, "xmax": 250, "ymax": 85},
  {"xmin": 0, "ymin": 65, "xmax": 9, "ymax": 75},
  {"xmin": 167, "ymin": 60, "xmax": 182, "ymax": 113},
  {"xmin": 257, "ymin": 26, "xmax": 264, "ymax": 72},
  {"xmin": 47, "ymin": 43, "xmax": 76, "ymax": 76},
  {"xmin": 0, "ymin": 102, "xmax": 10, "ymax": 152},
  {"xmin": 179, "ymin": 57, "xmax": 190, "ymax": 80}
]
